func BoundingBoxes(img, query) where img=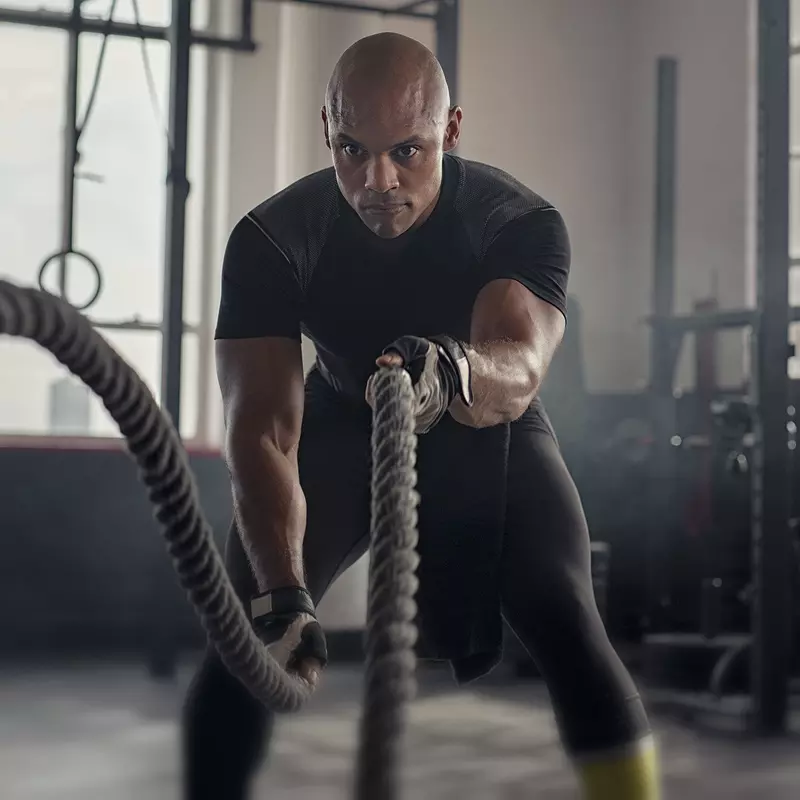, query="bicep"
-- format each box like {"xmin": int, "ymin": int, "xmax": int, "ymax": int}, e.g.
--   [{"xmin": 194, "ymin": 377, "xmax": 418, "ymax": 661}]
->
[
  {"xmin": 470, "ymin": 278, "xmax": 565, "ymax": 354},
  {"xmin": 471, "ymin": 207, "xmax": 571, "ymax": 359},
  {"xmin": 214, "ymin": 216, "xmax": 306, "ymax": 454},
  {"xmin": 216, "ymin": 336, "xmax": 305, "ymax": 456}
]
